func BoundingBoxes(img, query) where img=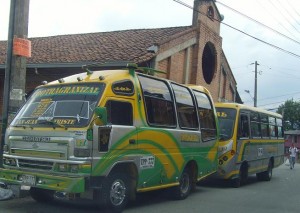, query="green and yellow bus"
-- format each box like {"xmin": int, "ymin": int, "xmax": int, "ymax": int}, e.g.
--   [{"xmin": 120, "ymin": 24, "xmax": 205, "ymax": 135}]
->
[
  {"xmin": 215, "ymin": 103, "xmax": 284, "ymax": 187},
  {"xmin": 0, "ymin": 63, "xmax": 218, "ymax": 211}
]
